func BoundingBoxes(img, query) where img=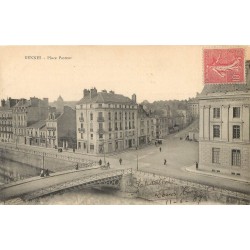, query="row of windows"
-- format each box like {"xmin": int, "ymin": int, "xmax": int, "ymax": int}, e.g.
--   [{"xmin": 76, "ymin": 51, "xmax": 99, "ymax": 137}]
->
[
  {"xmin": 213, "ymin": 107, "xmax": 240, "ymax": 119},
  {"xmin": 80, "ymin": 130, "xmax": 136, "ymax": 140},
  {"xmin": 213, "ymin": 125, "xmax": 241, "ymax": 139},
  {"xmin": 80, "ymin": 104, "xmax": 136, "ymax": 109},
  {"xmin": 212, "ymin": 148, "xmax": 241, "ymax": 166},
  {"xmin": 79, "ymin": 111, "xmax": 136, "ymax": 121}
]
